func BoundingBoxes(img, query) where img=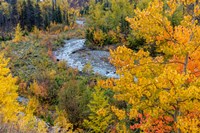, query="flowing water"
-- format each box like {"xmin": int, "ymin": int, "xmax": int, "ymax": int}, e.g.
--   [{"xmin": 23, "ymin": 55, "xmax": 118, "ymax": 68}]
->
[{"xmin": 54, "ymin": 39, "xmax": 118, "ymax": 78}]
